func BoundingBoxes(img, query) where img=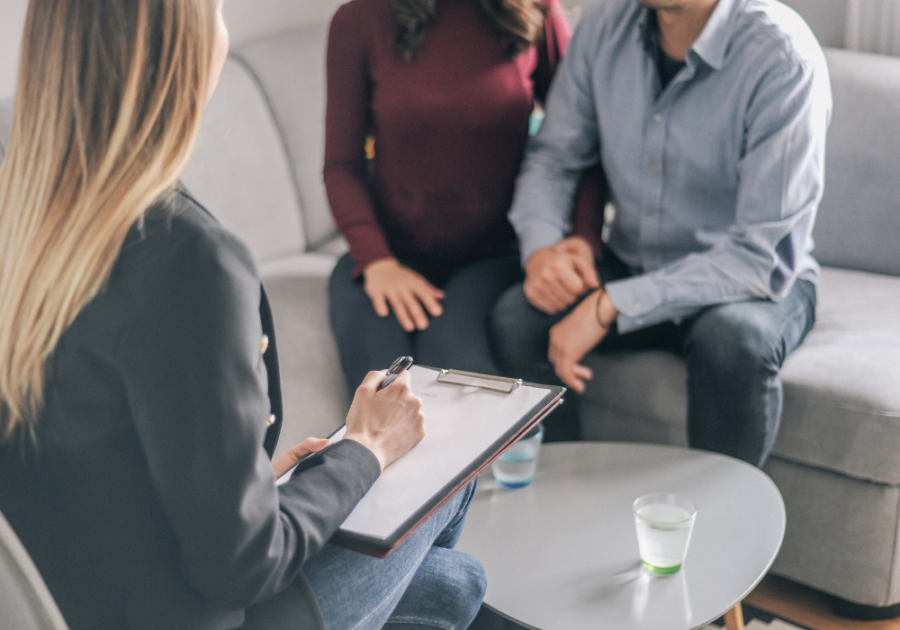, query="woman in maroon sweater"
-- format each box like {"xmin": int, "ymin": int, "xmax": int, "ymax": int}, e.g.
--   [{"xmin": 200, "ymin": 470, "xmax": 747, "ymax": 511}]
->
[{"xmin": 326, "ymin": 0, "xmax": 577, "ymax": 392}]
